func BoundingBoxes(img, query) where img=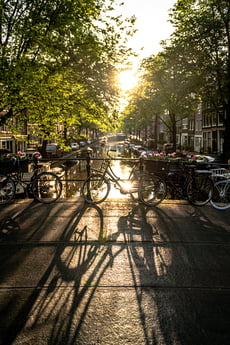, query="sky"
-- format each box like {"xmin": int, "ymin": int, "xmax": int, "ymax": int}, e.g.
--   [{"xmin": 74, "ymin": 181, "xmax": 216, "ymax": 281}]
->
[
  {"xmin": 112, "ymin": 0, "xmax": 176, "ymax": 93},
  {"xmin": 114, "ymin": 0, "xmax": 176, "ymax": 62}
]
